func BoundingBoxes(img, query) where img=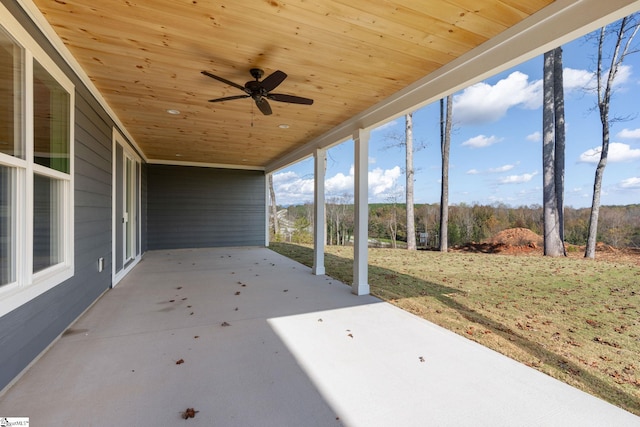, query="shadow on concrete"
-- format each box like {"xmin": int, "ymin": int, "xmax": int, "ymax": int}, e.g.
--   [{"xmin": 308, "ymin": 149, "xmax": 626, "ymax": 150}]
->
[{"xmin": 270, "ymin": 242, "xmax": 640, "ymax": 416}]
